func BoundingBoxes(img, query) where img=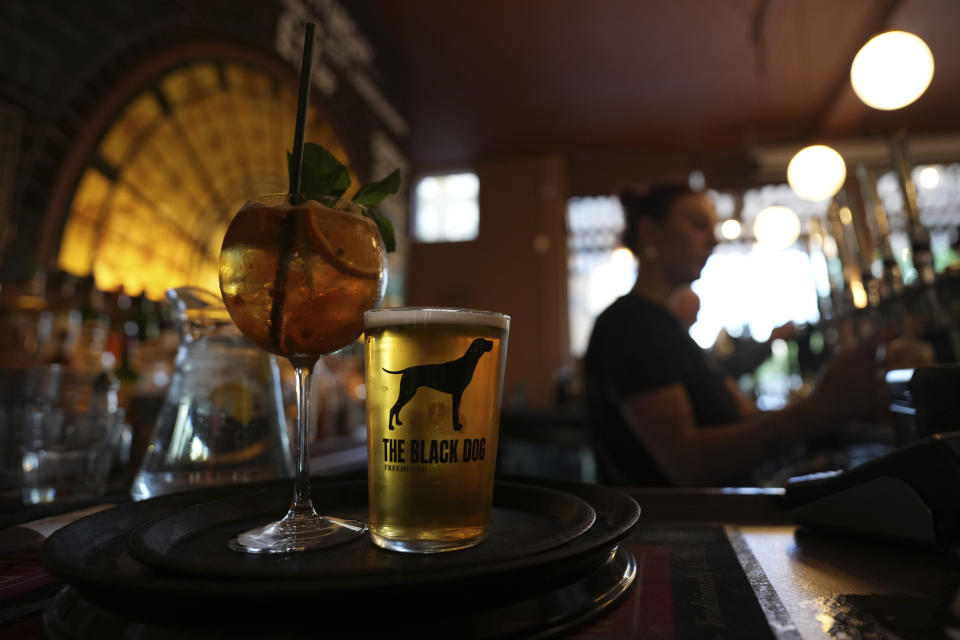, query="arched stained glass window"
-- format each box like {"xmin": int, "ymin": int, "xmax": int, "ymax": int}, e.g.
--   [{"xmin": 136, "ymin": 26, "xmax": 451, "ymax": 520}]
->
[{"xmin": 58, "ymin": 61, "xmax": 353, "ymax": 299}]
